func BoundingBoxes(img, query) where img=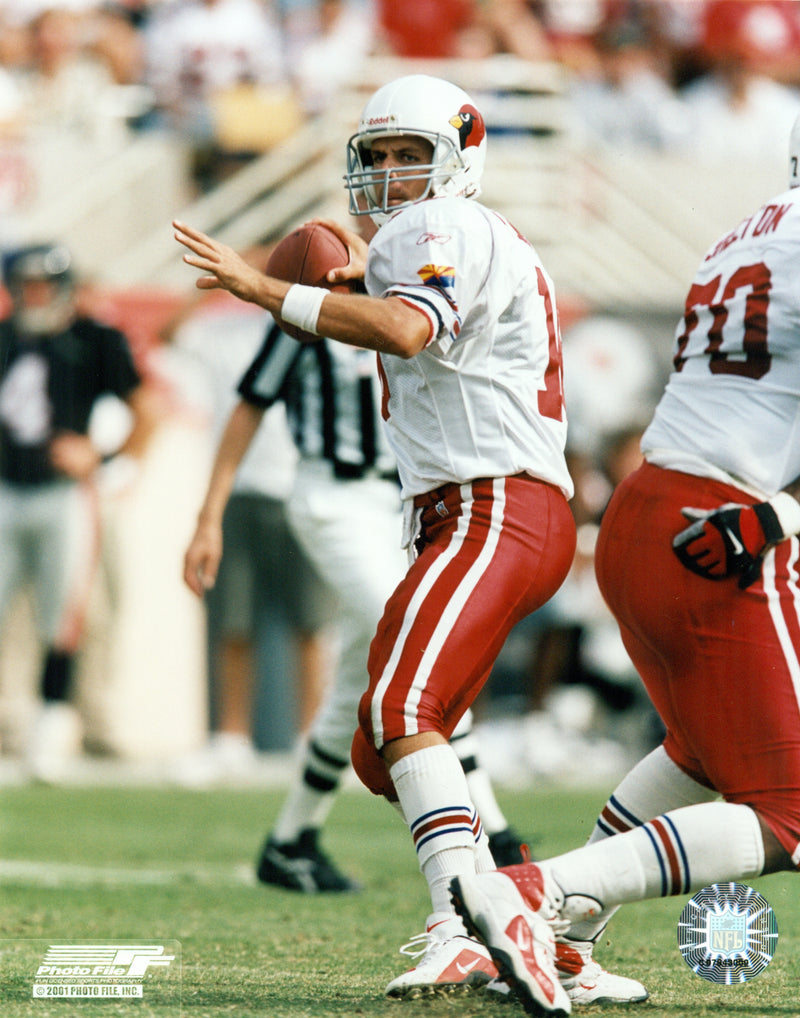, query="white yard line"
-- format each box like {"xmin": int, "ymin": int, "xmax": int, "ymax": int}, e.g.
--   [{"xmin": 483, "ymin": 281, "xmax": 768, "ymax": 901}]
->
[{"xmin": 0, "ymin": 859, "xmax": 257, "ymax": 888}]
